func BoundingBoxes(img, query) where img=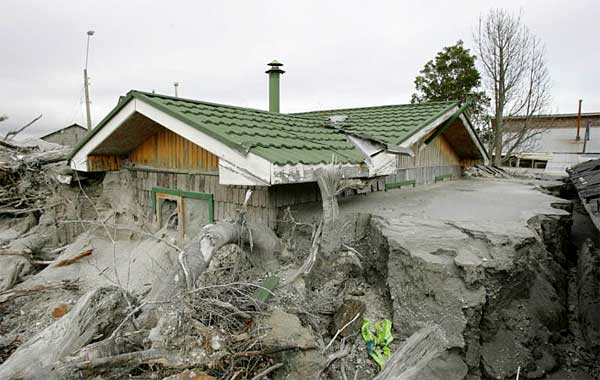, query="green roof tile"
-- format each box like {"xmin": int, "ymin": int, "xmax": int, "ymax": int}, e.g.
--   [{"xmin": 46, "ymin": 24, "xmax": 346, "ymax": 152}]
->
[
  {"xmin": 70, "ymin": 90, "xmax": 461, "ymax": 167},
  {"xmin": 133, "ymin": 91, "xmax": 365, "ymax": 166},
  {"xmin": 294, "ymin": 101, "xmax": 459, "ymax": 147}
]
